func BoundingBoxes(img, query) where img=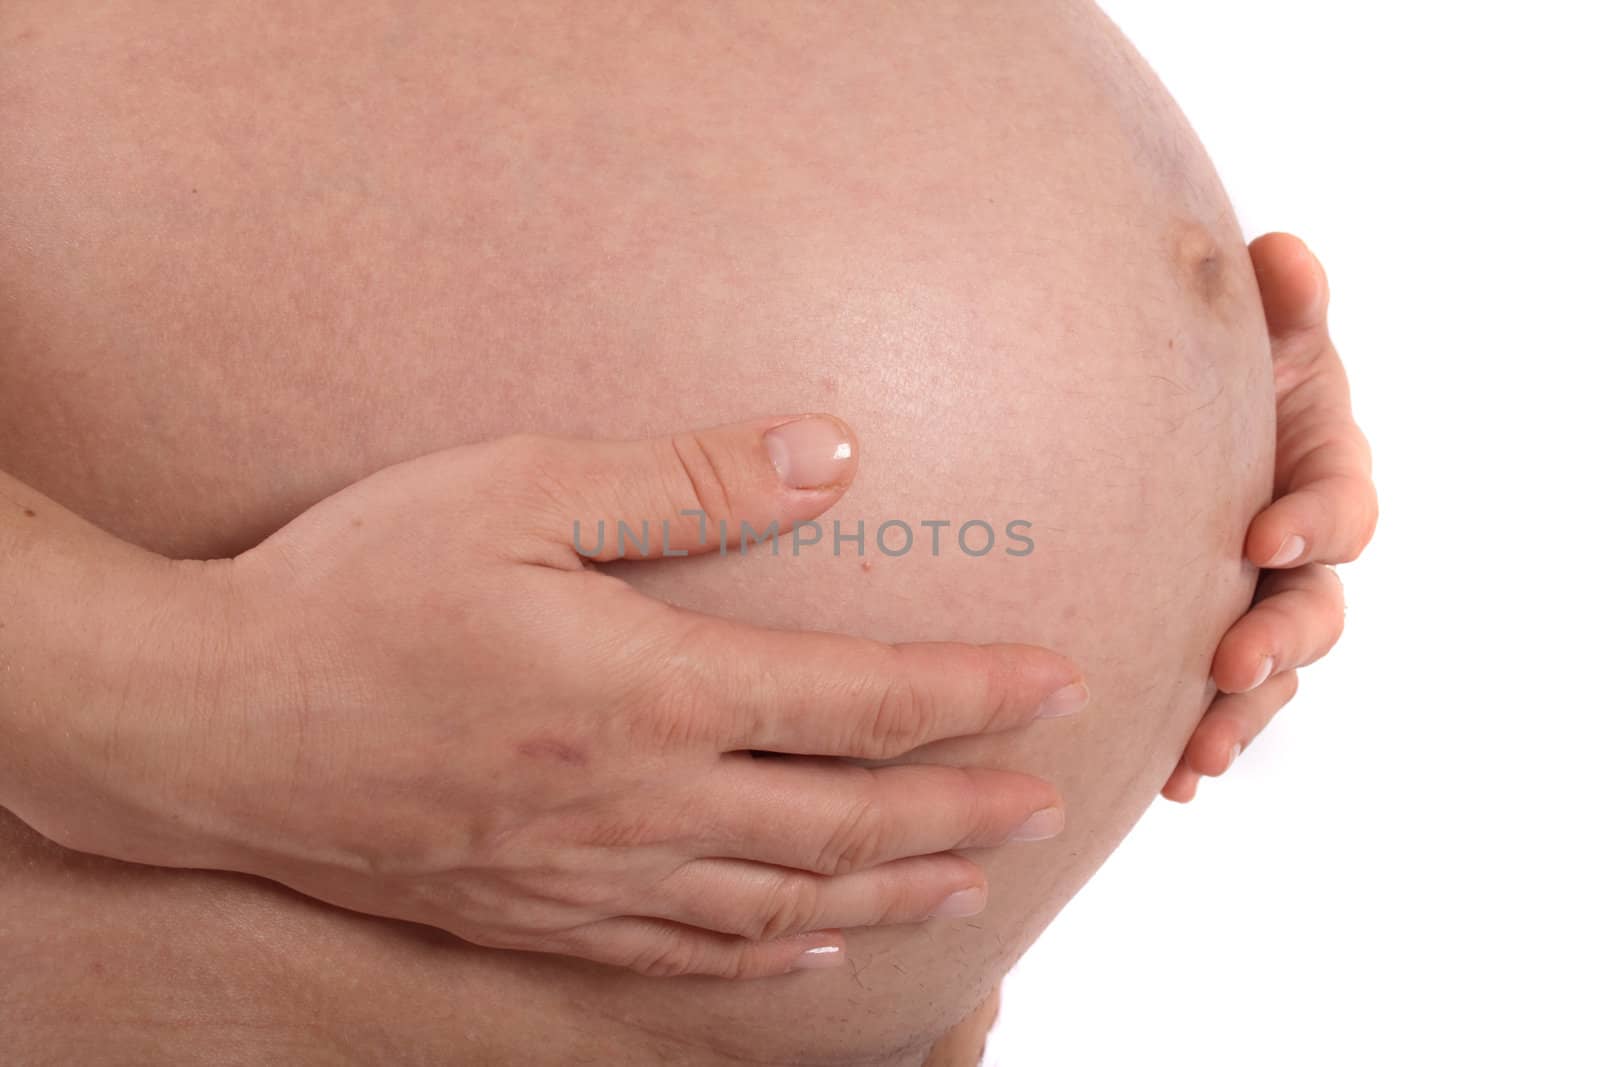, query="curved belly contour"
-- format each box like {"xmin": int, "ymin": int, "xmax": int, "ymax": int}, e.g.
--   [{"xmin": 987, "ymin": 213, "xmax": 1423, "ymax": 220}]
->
[{"xmin": 0, "ymin": 3, "xmax": 1273, "ymax": 1064}]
